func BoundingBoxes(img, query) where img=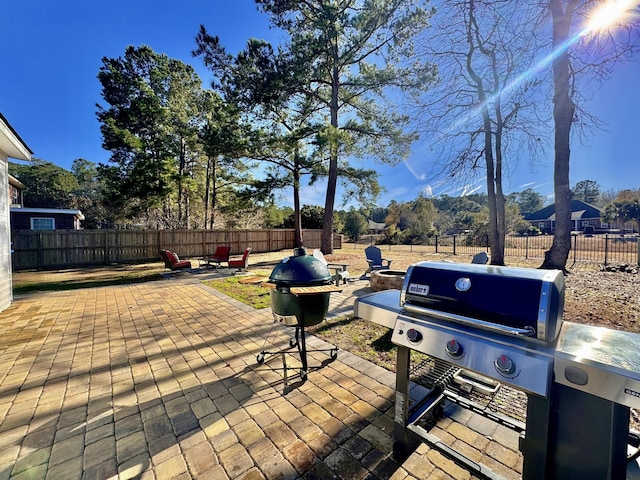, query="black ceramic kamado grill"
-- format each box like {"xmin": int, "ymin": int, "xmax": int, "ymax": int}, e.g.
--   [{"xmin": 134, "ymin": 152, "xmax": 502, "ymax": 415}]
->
[
  {"xmin": 355, "ymin": 260, "xmax": 640, "ymax": 479},
  {"xmin": 257, "ymin": 248, "xmax": 341, "ymax": 380}
]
